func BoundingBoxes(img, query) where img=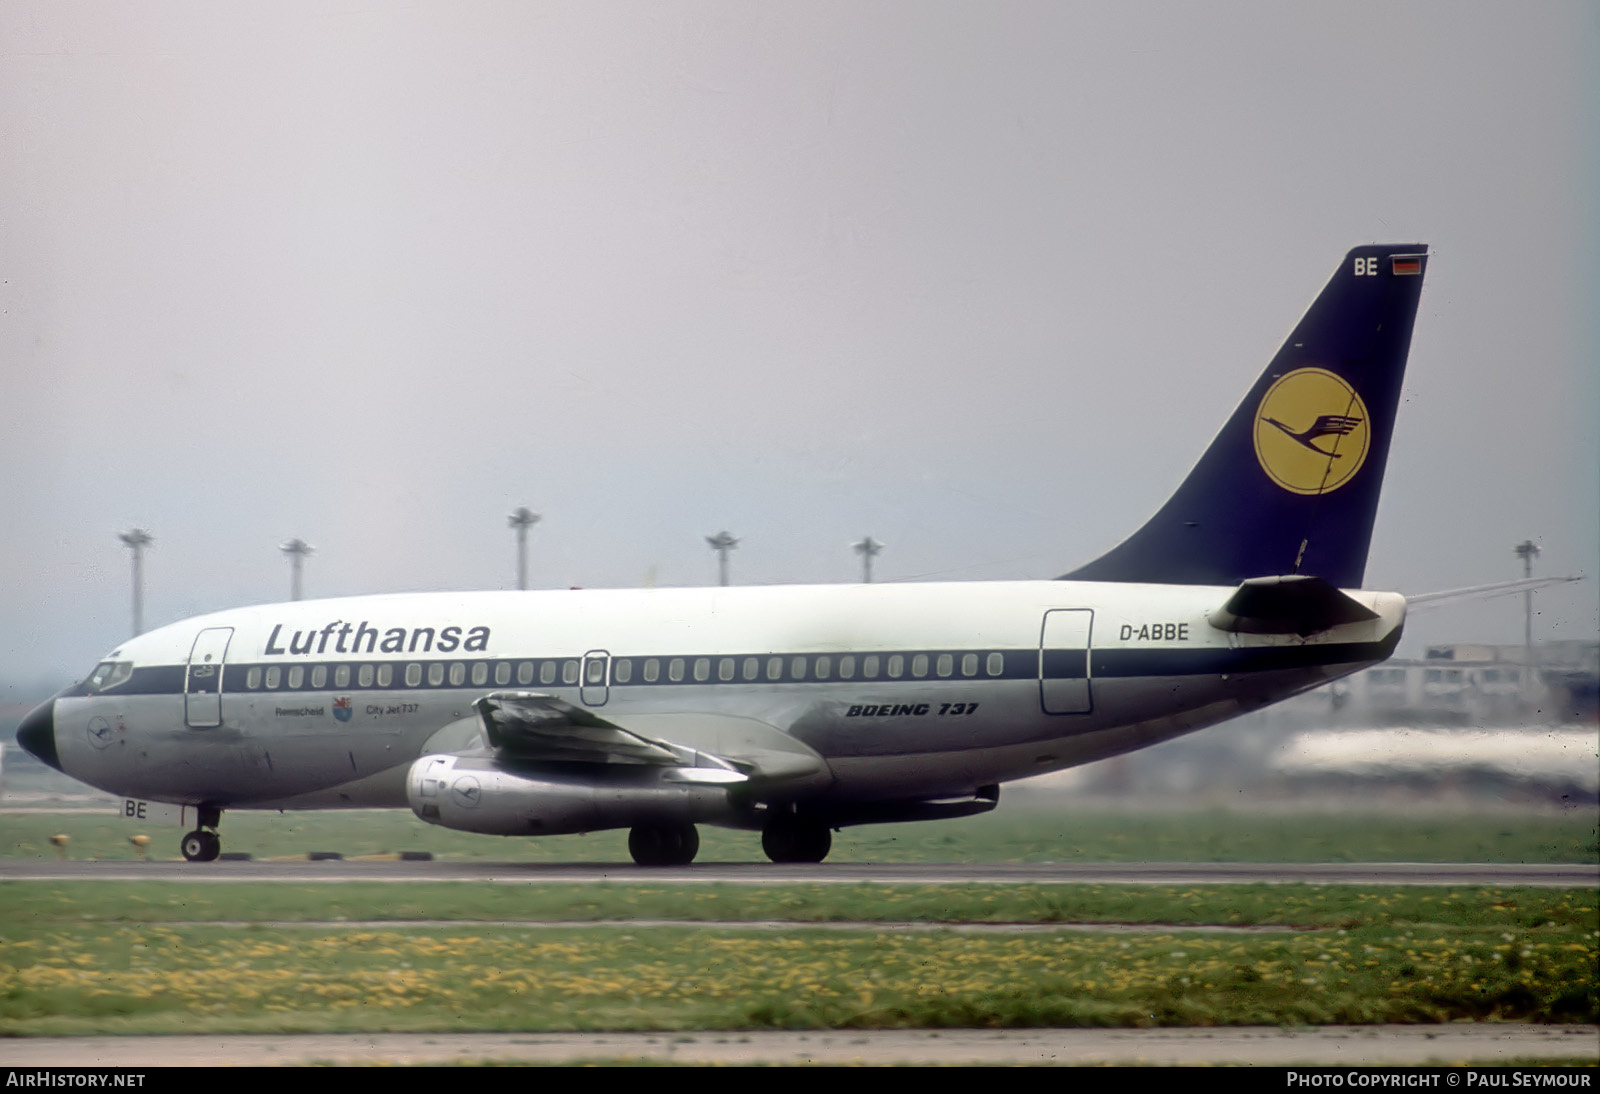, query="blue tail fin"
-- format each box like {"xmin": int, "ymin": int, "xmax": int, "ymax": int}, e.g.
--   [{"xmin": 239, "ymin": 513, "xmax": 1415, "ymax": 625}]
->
[{"xmin": 1064, "ymin": 244, "xmax": 1428, "ymax": 588}]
